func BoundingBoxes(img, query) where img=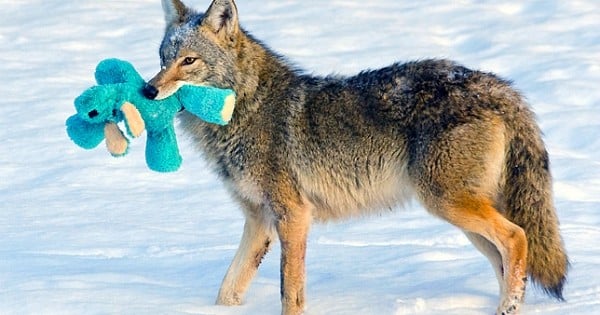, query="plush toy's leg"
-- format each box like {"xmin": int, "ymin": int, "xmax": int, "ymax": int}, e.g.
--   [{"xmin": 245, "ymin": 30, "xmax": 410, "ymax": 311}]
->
[
  {"xmin": 178, "ymin": 86, "xmax": 236, "ymax": 126},
  {"xmin": 145, "ymin": 125, "xmax": 182, "ymax": 172},
  {"xmin": 104, "ymin": 122, "xmax": 129, "ymax": 156}
]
